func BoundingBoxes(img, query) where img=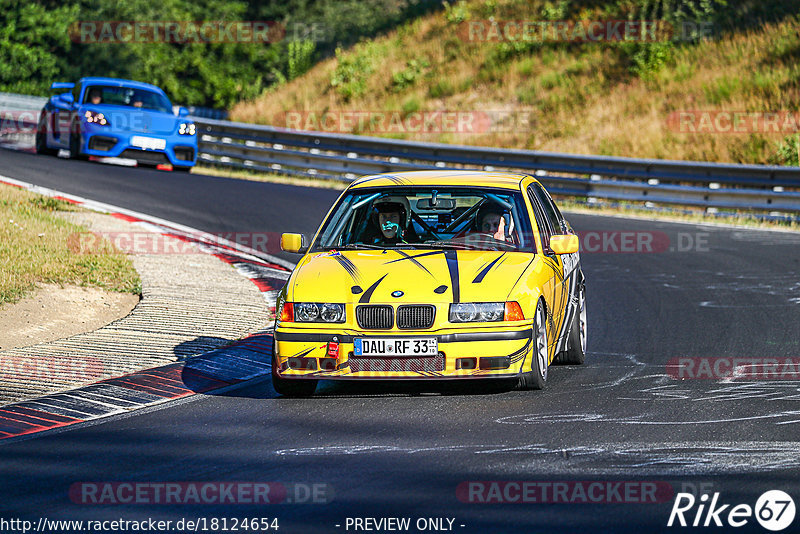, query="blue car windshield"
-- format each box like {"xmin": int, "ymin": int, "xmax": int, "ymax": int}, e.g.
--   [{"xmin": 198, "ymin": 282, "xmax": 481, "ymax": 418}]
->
[
  {"xmin": 312, "ymin": 187, "xmax": 536, "ymax": 252},
  {"xmin": 83, "ymin": 85, "xmax": 172, "ymax": 114}
]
